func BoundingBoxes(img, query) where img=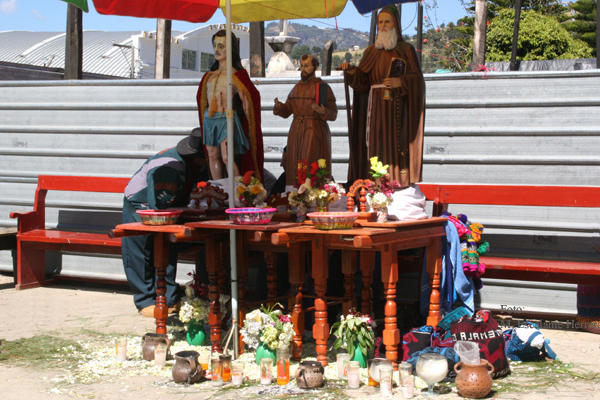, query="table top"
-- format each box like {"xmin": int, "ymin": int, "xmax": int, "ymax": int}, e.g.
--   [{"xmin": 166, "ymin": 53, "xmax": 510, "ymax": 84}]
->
[
  {"xmin": 277, "ymin": 224, "xmax": 397, "ymax": 236},
  {"xmin": 112, "ymin": 222, "xmax": 188, "ymax": 234},
  {"xmin": 186, "ymin": 219, "xmax": 300, "ymax": 232},
  {"xmin": 354, "ymin": 216, "xmax": 447, "ymax": 229}
]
